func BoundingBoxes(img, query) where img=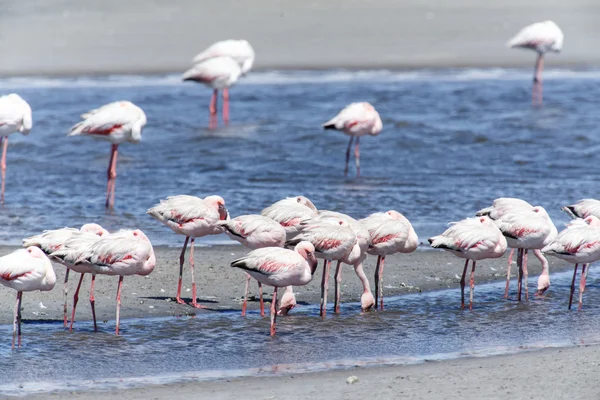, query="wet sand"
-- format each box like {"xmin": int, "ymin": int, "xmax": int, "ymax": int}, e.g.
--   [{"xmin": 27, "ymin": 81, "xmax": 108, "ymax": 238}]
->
[
  {"xmin": 0, "ymin": 245, "xmax": 566, "ymax": 325},
  {"xmin": 1, "ymin": 0, "xmax": 599, "ymax": 76}
]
